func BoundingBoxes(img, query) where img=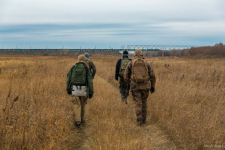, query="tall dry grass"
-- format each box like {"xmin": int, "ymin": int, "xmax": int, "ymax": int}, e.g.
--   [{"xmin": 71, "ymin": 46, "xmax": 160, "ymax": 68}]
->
[
  {"xmin": 149, "ymin": 57, "xmax": 225, "ymax": 149},
  {"xmin": 92, "ymin": 56, "xmax": 225, "ymax": 149},
  {"xmin": 0, "ymin": 56, "xmax": 82, "ymax": 149},
  {"xmin": 0, "ymin": 55, "xmax": 224, "ymax": 149}
]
